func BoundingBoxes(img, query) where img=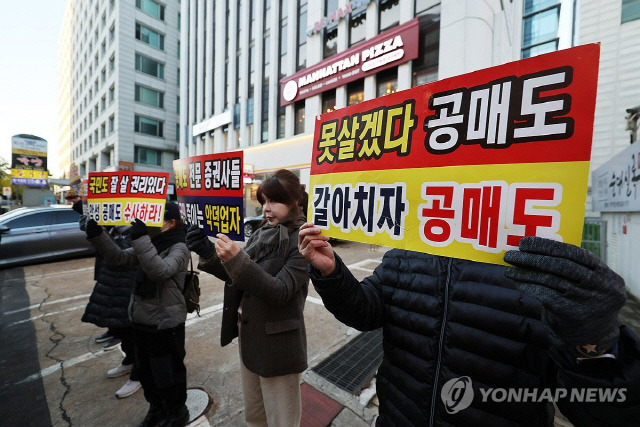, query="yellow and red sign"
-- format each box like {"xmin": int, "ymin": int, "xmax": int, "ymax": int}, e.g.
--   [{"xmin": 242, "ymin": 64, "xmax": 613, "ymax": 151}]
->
[
  {"xmin": 173, "ymin": 152, "xmax": 244, "ymax": 240},
  {"xmin": 87, "ymin": 171, "xmax": 169, "ymax": 226},
  {"xmin": 308, "ymin": 44, "xmax": 600, "ymax": 265}
]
